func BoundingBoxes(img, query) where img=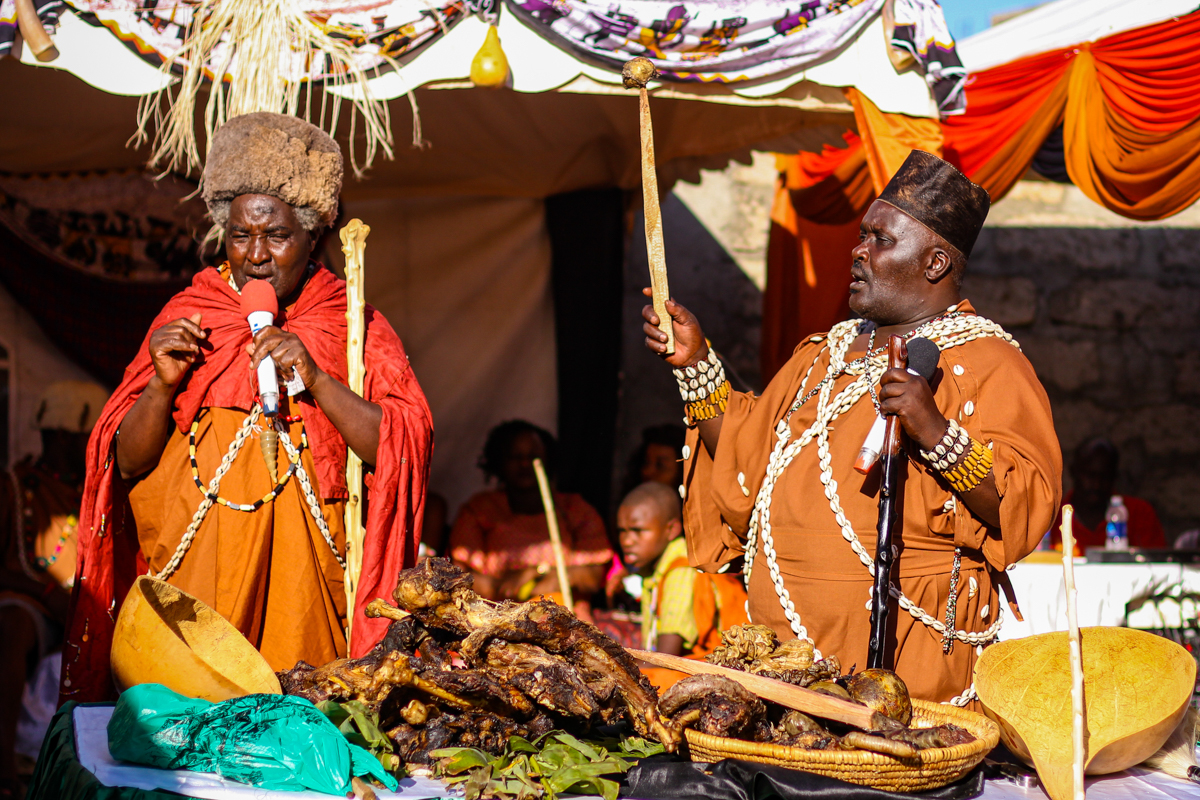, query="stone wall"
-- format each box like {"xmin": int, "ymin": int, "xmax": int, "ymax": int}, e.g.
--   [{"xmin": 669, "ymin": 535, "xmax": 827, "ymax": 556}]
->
[
  {"xmin": 964, "ymin": 227, "xmax": 1200, "ymax": 541},
  {"xmin": 616, "ymin": 172, "xmax": 1200, "ymax": 540}
]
